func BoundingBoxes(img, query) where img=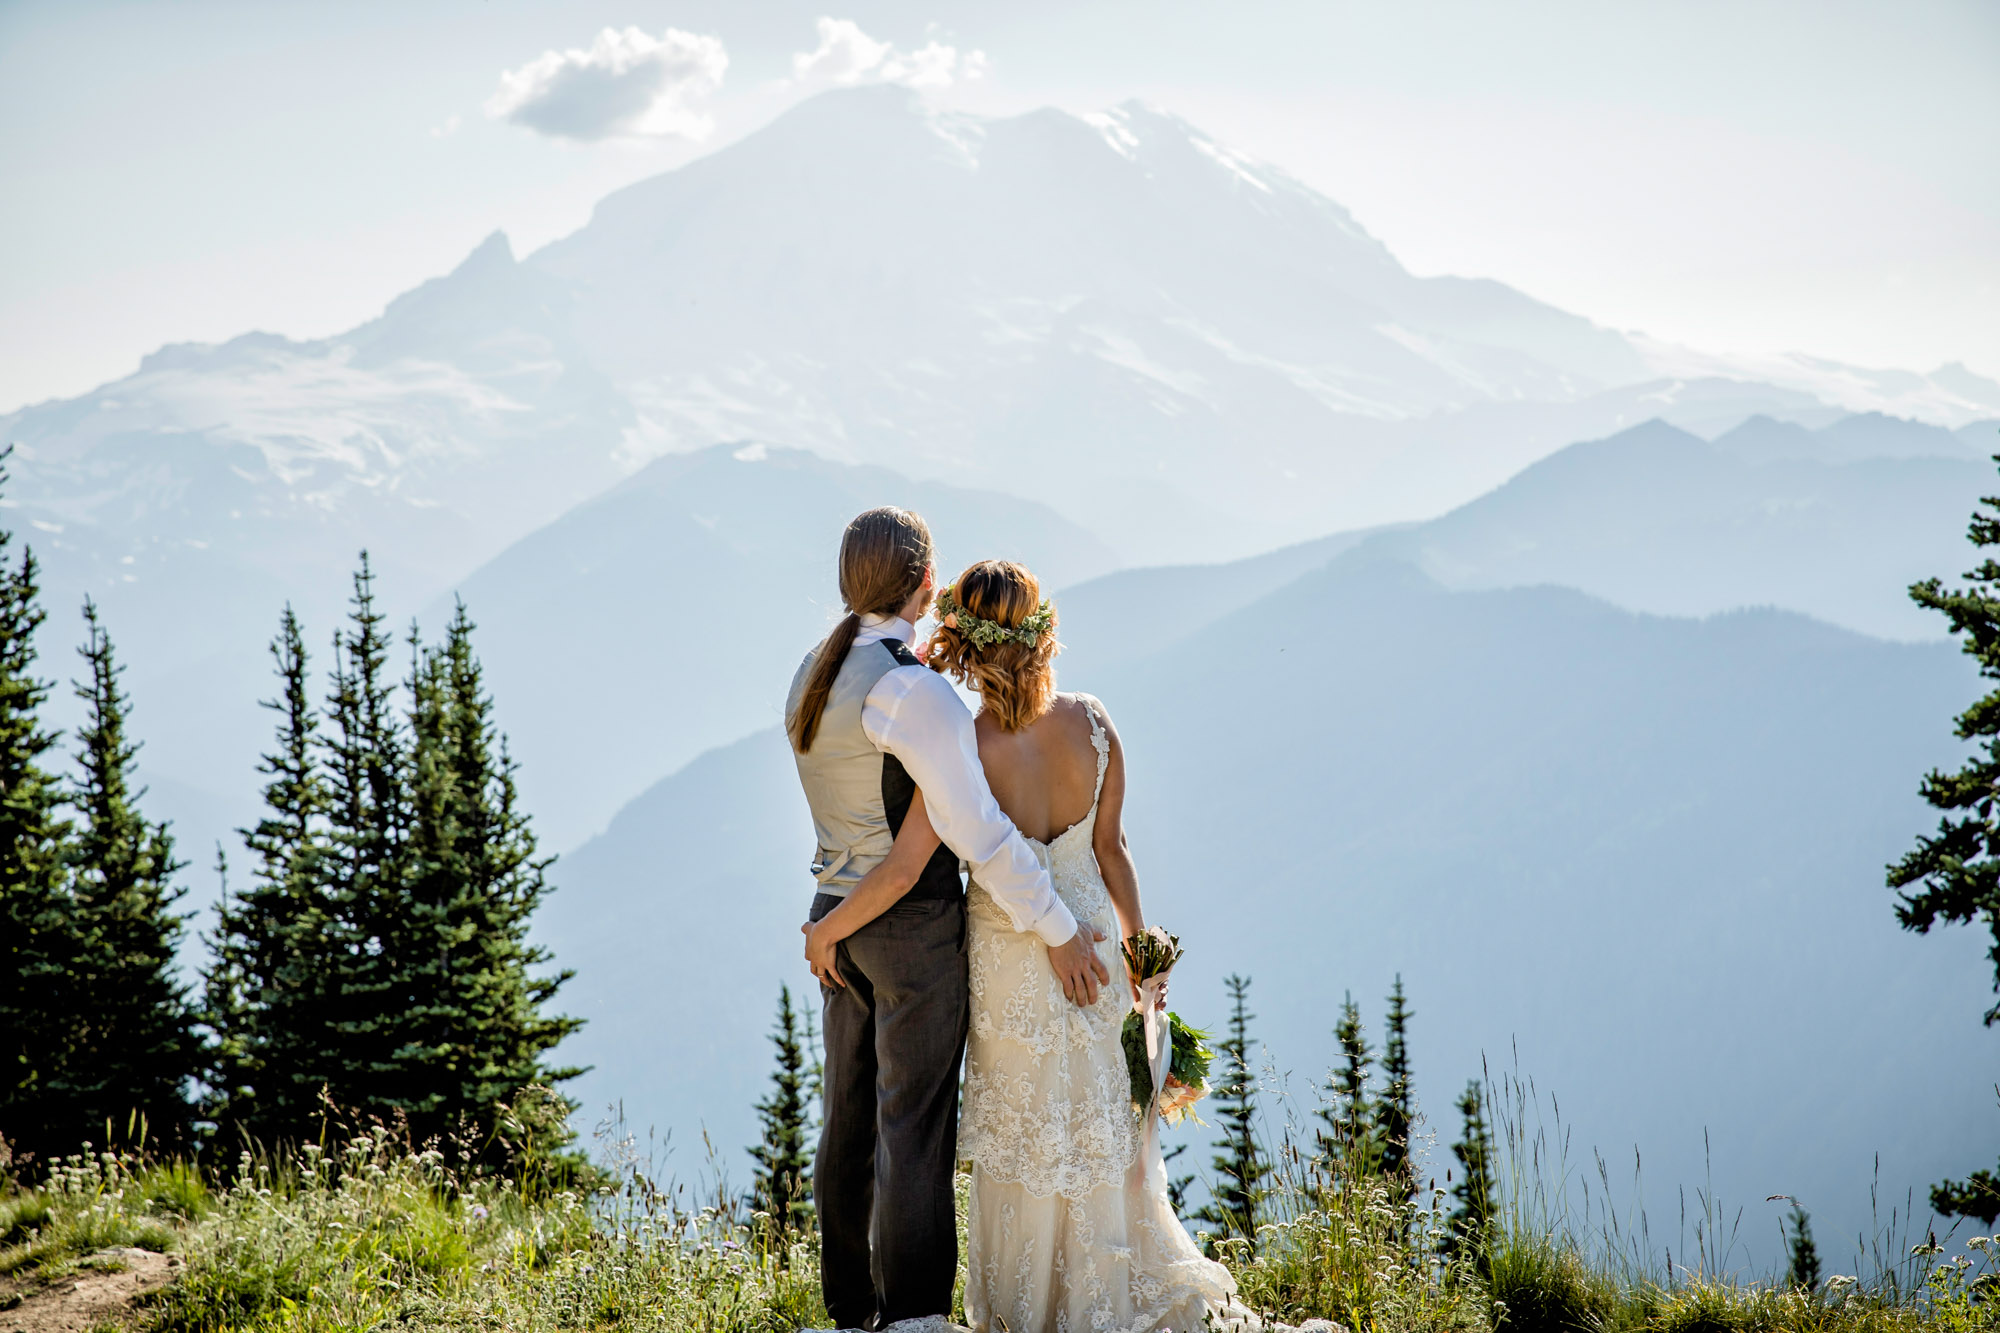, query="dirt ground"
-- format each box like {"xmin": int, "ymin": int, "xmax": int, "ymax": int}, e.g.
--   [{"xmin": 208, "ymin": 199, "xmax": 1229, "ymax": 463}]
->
[{"xmin": 0, "ymin": 1248, "xmax": 179, "ymax": 1333}]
